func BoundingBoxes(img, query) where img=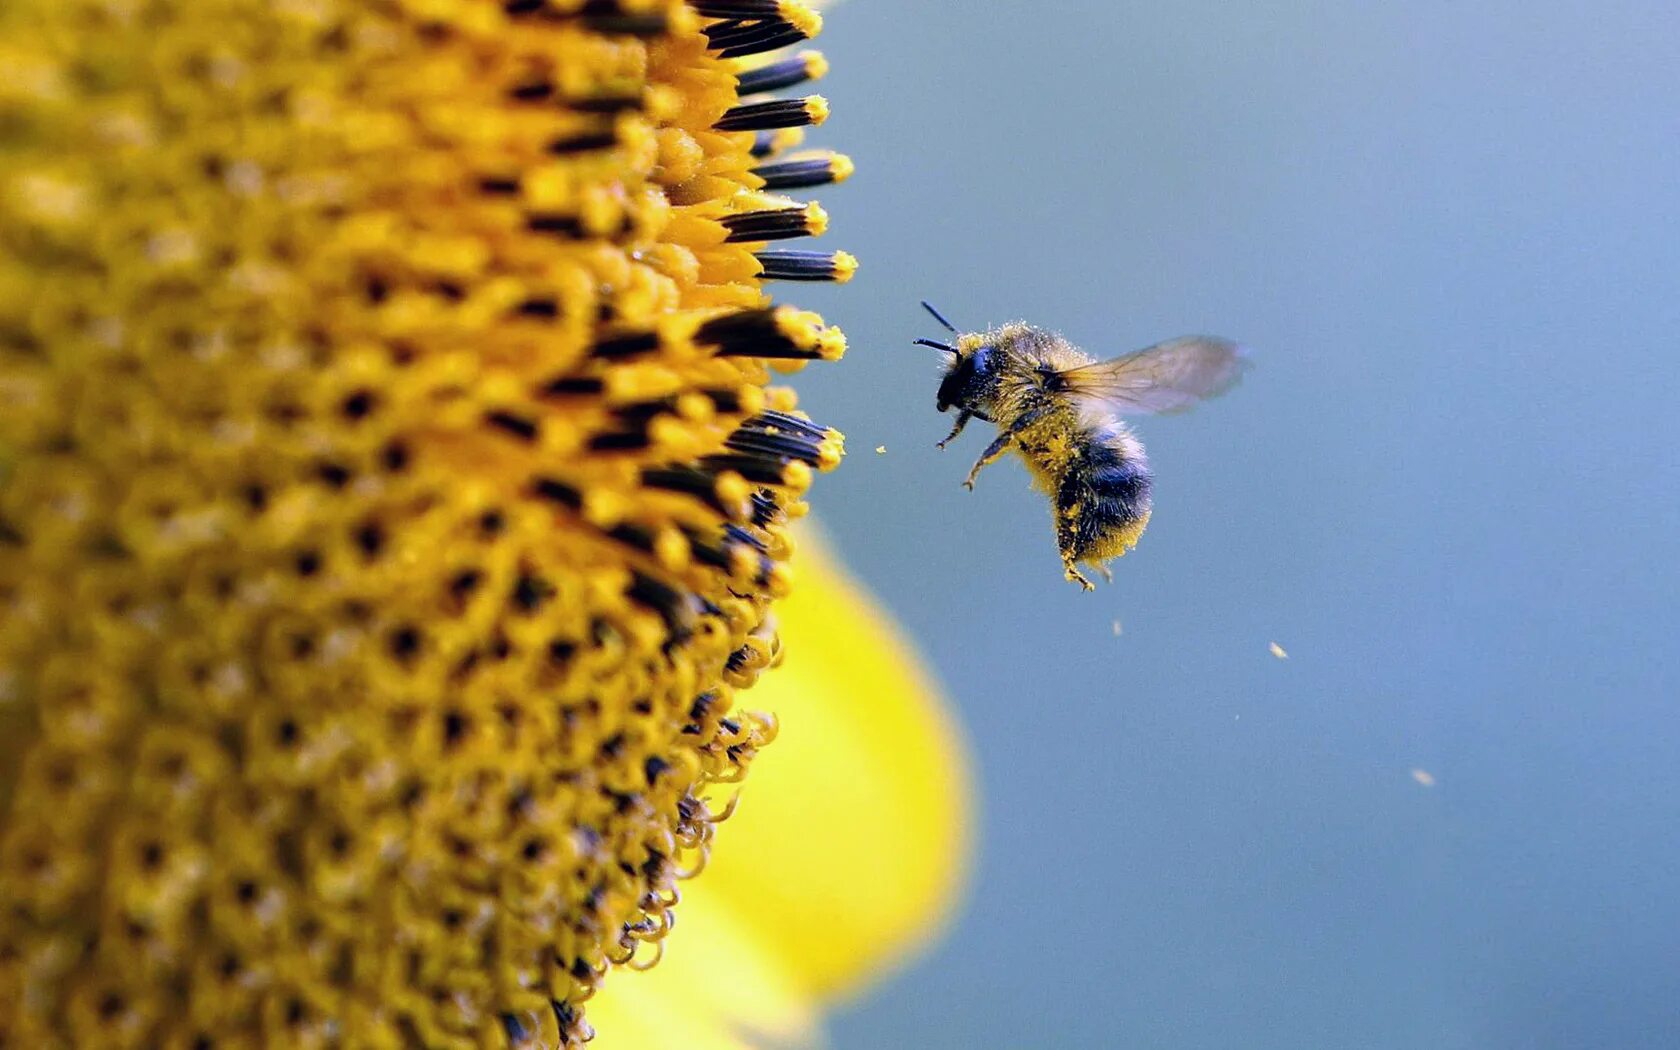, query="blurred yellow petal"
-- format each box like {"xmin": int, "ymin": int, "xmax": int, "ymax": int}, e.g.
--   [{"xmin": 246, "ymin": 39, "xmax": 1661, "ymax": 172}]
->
[
  {"xmin": 589, "ymin": 893, "xmax": 818, "ymax": 1050},
  {"xmin": 592, "ymin": 529, "xmax": 974, "ymax": 1047}
]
